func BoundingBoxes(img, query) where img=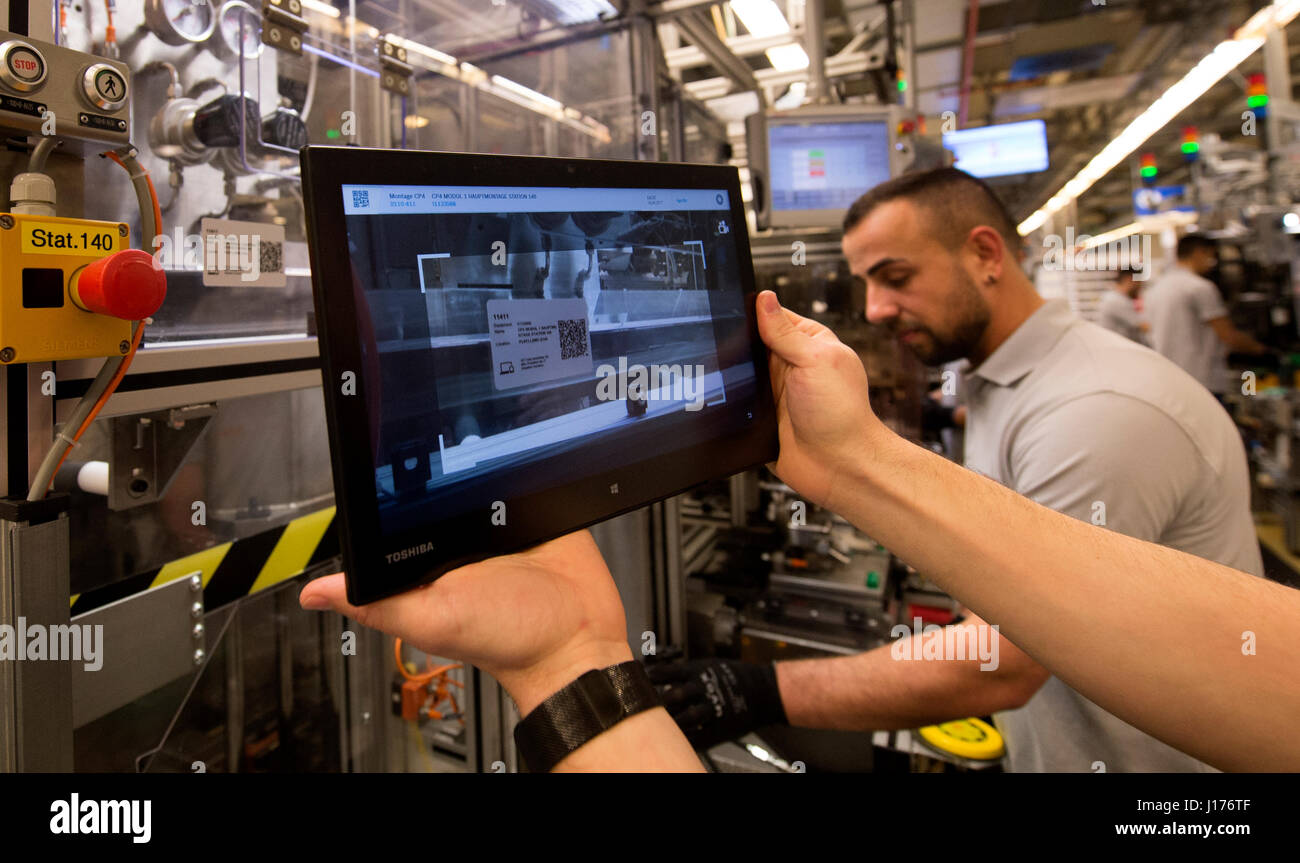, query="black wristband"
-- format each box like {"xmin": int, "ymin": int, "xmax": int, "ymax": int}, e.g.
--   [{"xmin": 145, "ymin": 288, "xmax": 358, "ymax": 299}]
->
[{"xmin": 513, "ymin": 660, "xmax": 662, "ymax": 773}]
